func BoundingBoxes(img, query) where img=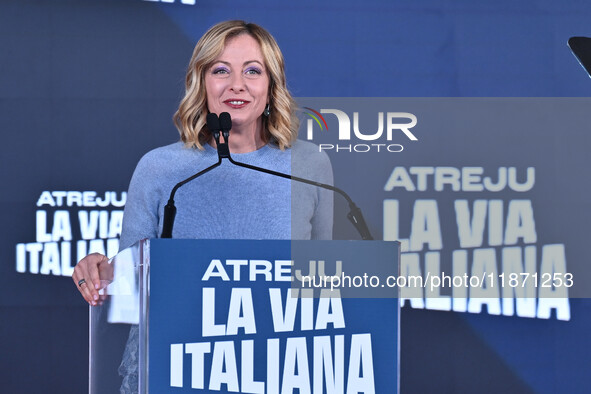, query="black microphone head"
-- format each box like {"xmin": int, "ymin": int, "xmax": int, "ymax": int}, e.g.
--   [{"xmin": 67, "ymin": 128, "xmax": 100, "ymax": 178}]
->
[
  {"xmin": 219, "ymin": 112, "xmax": 232, "ymax": 132},
  {"xmin": 206, "ymin": 113, "xmax": 220, "ymax": 134}
]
